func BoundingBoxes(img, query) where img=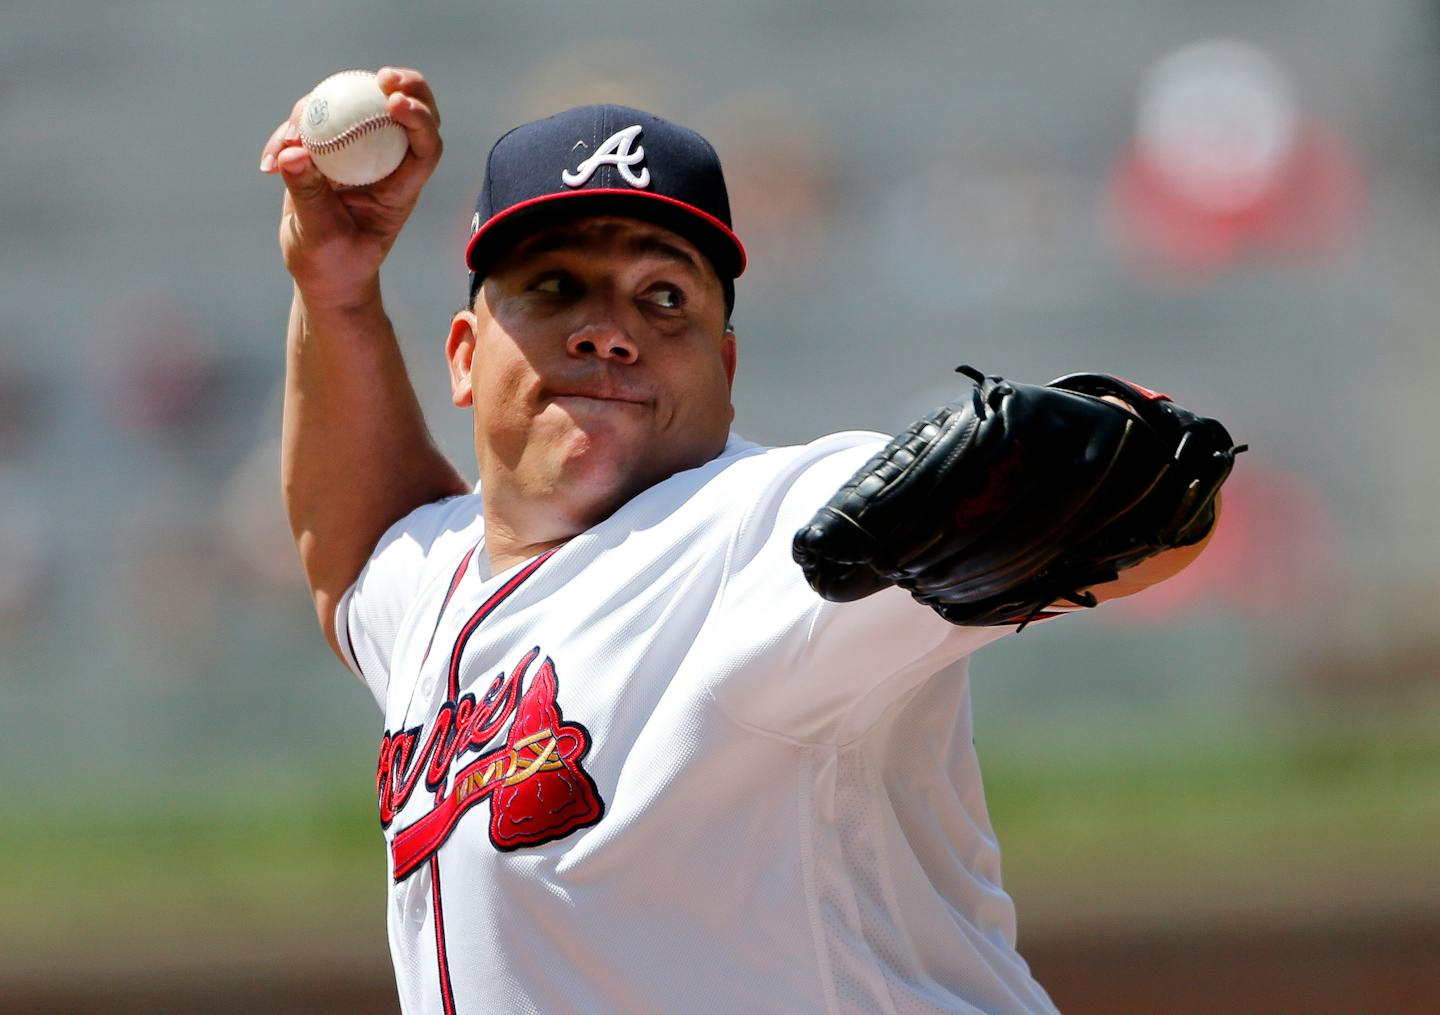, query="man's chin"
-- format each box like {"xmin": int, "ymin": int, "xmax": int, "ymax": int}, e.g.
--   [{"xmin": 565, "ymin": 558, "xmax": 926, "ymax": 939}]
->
[
  {"xmin": 509, "ymin": 421, "xmax": 726, "ymax": 528},
  {"xmin": 553, "ymin": 446, "xmax": 659, "ymax": 524}
]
